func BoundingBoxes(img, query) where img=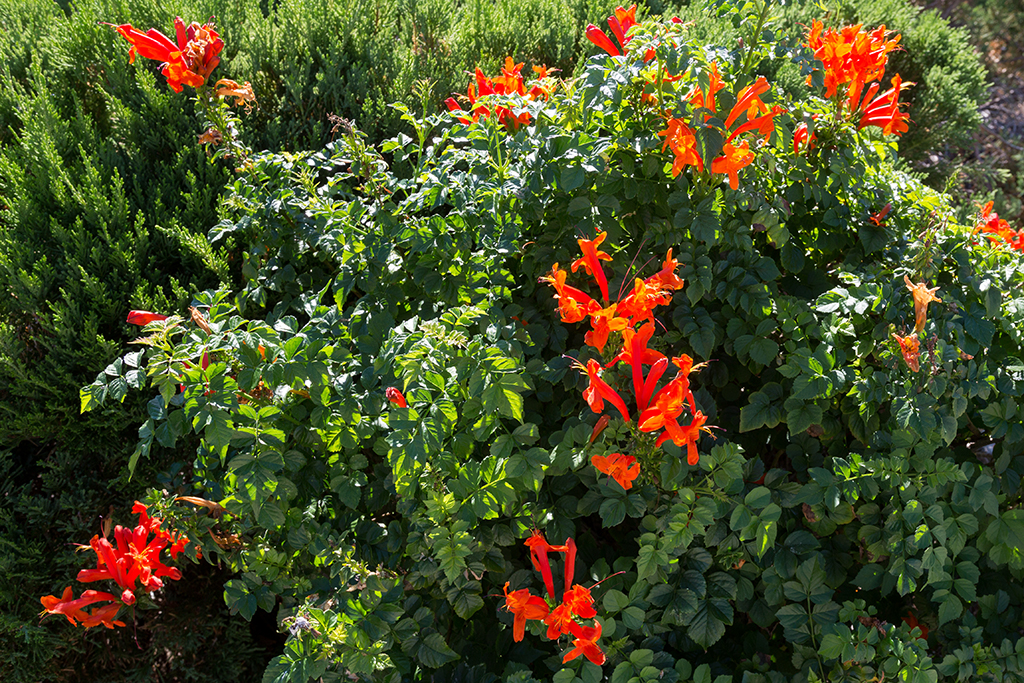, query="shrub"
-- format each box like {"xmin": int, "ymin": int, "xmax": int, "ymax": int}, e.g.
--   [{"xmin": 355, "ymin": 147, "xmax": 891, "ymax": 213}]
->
[{"xmin": 79, "ymin": 3, "xmax": 1024, "ymax": 683}]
